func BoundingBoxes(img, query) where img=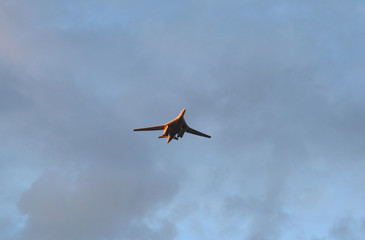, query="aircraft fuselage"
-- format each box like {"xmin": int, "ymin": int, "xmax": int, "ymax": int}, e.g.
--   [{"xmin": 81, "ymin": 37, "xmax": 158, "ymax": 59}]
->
[{"xmin": 160, "ymin": 109, "xmax": 187, "ymax": 143}]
